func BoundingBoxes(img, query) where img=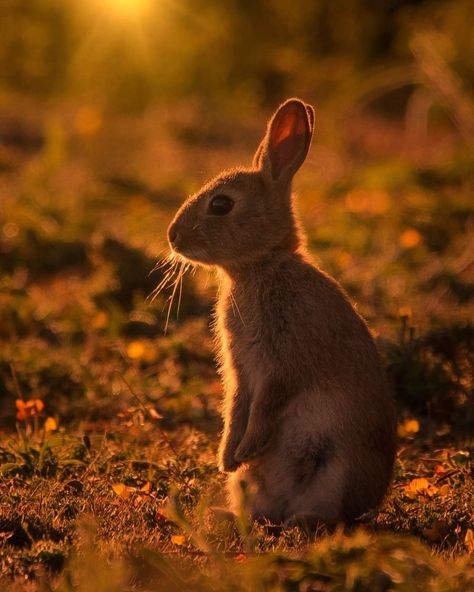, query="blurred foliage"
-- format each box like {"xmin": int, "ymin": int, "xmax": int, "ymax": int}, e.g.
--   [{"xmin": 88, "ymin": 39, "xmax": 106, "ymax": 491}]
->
[
  {"xmin": 0, "ymin": 0, "xmax": 473, "ymax": 111},
  {"xmin": 386, "ymin": 323, "xmax": 474, "ymax": 425},
  {"xmin": 1, "ymin": 0, "xmax": 474, "ymax": 589}
]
